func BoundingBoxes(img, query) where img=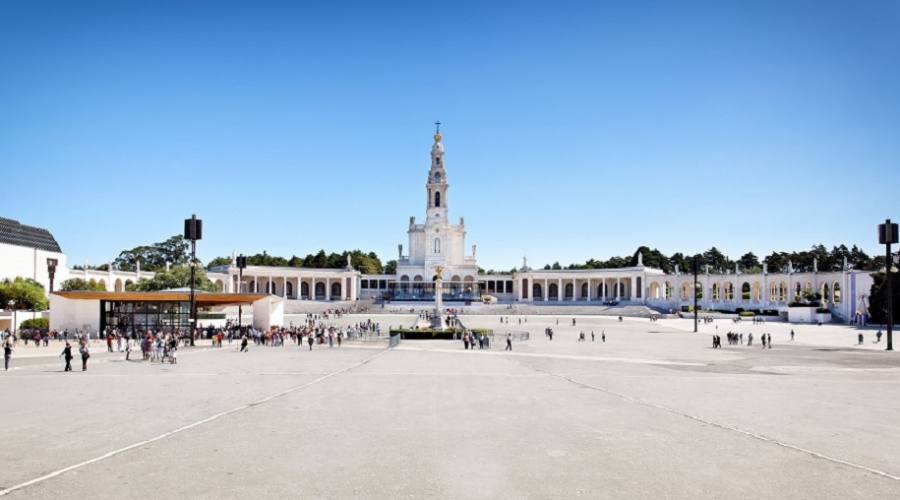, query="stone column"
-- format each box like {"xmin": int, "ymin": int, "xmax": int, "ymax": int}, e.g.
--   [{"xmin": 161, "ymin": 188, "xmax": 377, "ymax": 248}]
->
[
  {"xmin": 253, "ymin": 276, "xmax": 258, "ymax": 294},
  {"xmin": 587, "ymin": 279, "xmax": 592, "ymax": 301},
  {"xmin": 615, "ymin": 278, "xmax": 620, "ymax": 300},
  {"xmin": 544, "ymin": 279, "xmax": 548, "ymax": 301},
  {"xmin": 325, "ymin": 278, "xmax": 331, "ymax": 301},
  {"xmin": 310, "ymin": 279, "xmax": 315, "ymax": 300}
]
